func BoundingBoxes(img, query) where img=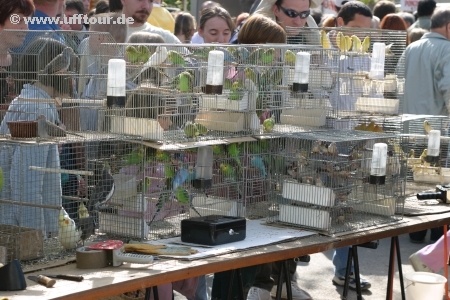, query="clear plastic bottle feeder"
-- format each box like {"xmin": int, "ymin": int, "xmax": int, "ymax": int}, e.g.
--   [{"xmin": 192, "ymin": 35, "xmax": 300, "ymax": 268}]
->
[
  {"xmin": 193, "ymin": 146, "xmax": 213, "ymax": 189},
  {"xmin": 369, "ymin": 43, "xmax": 386, "ymax": 80},
  {"xmin": 427, "ymin": 130, "xmax": 441, "ymax": 164},
  {"xmin": 205, "ymin": 50, "xmax": 224, "ymax": 95},
  {"xmin": 370, "ymin": 143, "xmax": 387, "ymax": 185},
  {"xmin": 292, "ymin": 52, "xmax": 310, "ymax": 92},
  {"xmin": 107, "ymin": 59, "xmax": 126, "ymax": 107}
]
